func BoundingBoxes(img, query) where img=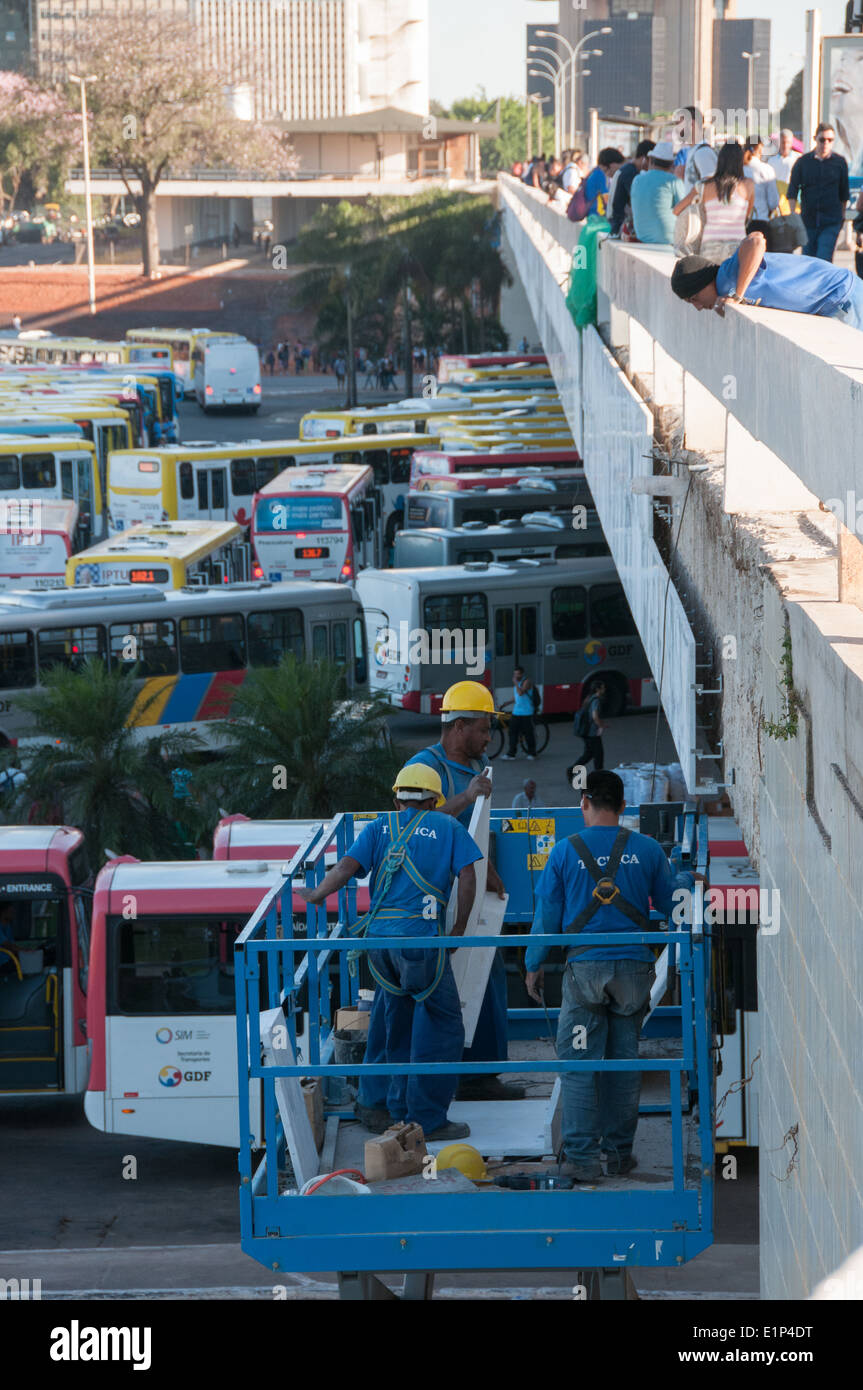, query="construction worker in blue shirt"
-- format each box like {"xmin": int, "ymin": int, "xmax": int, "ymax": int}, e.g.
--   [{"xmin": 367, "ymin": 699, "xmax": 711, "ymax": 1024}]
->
[
  {"xmin": 299, "ymin": 762, "xmax": 482, "ymax": 1141},
  {"xmin": 524, "ymin": 769, "xmax": 695, "ymax": 1182},
  {"xmin": 403, "ymin": 680, "xmax": 525, "ymax": 1104}
]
